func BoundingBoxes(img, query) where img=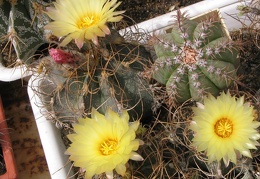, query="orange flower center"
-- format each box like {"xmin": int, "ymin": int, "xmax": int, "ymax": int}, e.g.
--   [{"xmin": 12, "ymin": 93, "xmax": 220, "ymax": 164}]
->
[
  {"xmin": 77, "ymin": 15, "xmax": 99, "ymax": 29},
  {"xmin": 100, "ymin": 139, "xmax": 118, "ymax": 155},
  {"xmin": 214, "ymin": 118, "xmax": 233, "ymax": 138}
]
